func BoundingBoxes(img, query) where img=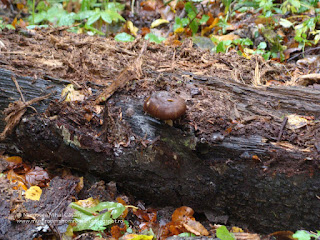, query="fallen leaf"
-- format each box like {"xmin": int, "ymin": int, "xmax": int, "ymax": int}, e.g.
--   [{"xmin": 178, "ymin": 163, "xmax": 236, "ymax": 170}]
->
[
  {"xmin": 211, "ymin": 34, "xmax": 240, "ymax": 41},
  {"xmin": 75, "ymin": 176, "xmax": 84, "ymax": 193},
  {"xmin": 25, "ymin": 166, "xmax": 50, "ymax": 188},
  {"xmin": 140, "ymin": 0, "xmax": 156, "ymax": 11},
  {"xmin": 151, "ymin": 19, "xmax": 169, "ymax": 28},
  {"xmin": 287, "ymin": 114, "xmax": 310, "ymax": 130},
  {"xmin": 61, "ymin": 84, "xmax": 85, "ymax": 102},
  {"xmin": 76, "ymin": 197, "xmax": 100, "ymax": 208},
  {"xmin": 269, "ymin": 231, "xmax": 295, "ymax": 240},
  {"xmin": 172, "ymin": 206, "xmax": 194, "ymax": 223},
  {"xmin": 5, "ymin": 156, "xmax": 23, "ymax": 165},
  {"xmin": 183, "ymin": 218, "xmax": 209, "ymax": 236},
  {"xmin": 126, "ymin": 21, "xmax": 139, "ymax": 36},
  {"xmin": 231, "ymin": 226, "xmax": 244, "ymax": 233},
  {"xmin": 7, "ymin": 169, "xmax": 28, "ymax": 190},
  {"xmin": 25, "ymin": 186, "xmax": 42, "ymax": 201},
  {"xmin": 141, "ymin": 27, "xmax": 151, "ymax": 36}
]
